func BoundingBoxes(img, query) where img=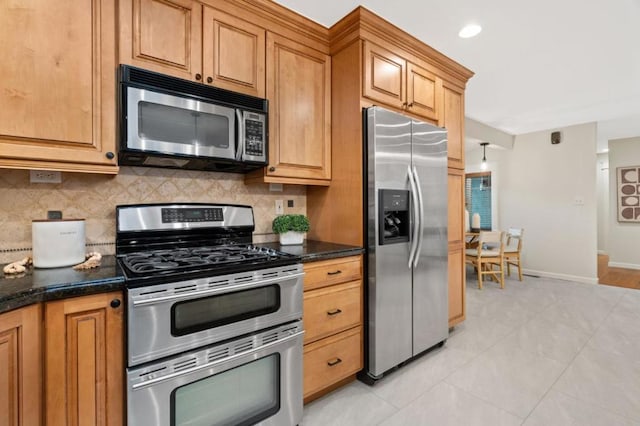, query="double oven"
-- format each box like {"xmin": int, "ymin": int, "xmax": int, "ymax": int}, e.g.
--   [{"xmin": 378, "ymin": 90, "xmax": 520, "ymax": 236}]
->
[{"xmin": 116, "ymin": 203, "xmax": 304, "ymax": 426}]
